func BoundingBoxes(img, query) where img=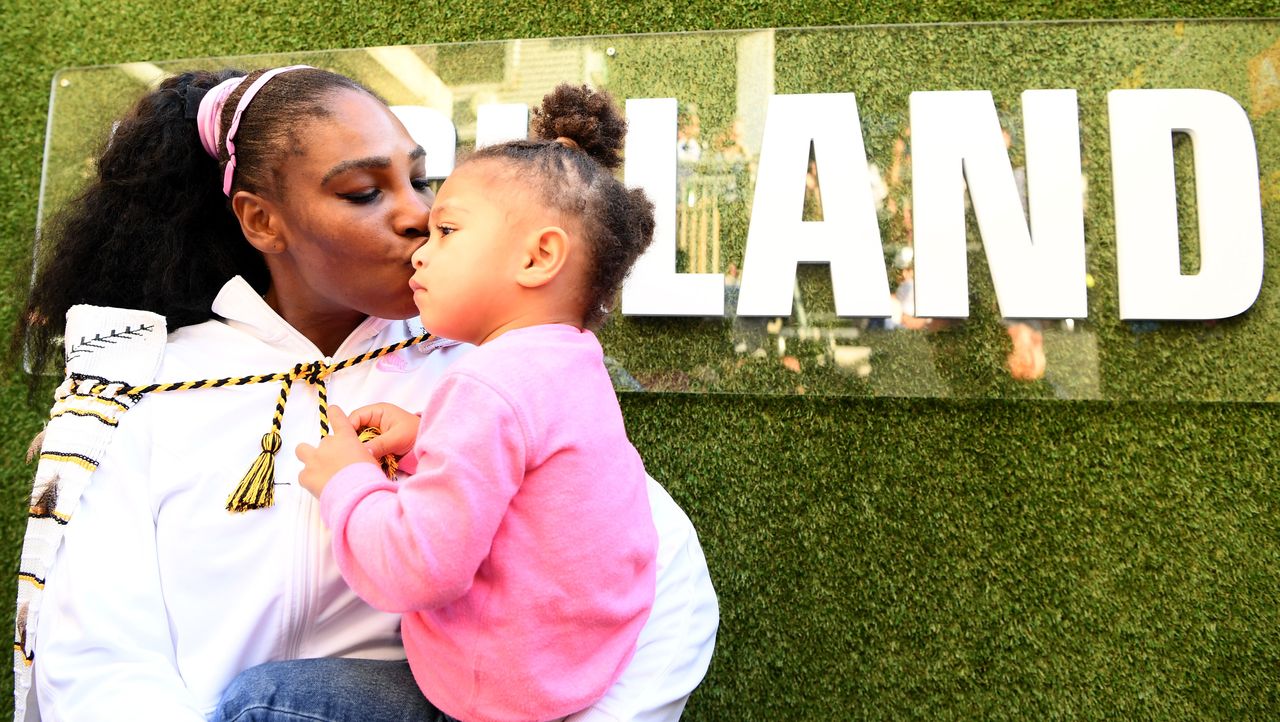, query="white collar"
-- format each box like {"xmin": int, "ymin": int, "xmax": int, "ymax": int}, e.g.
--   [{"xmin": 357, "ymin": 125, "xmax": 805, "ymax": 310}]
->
[{"xmin": 210, "ymin": 276, "xmax": 392, "ymax": 356}]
